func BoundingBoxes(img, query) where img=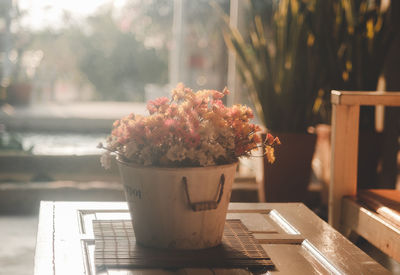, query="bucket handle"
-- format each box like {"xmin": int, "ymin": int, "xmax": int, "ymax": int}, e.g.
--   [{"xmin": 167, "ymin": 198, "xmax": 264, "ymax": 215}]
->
[{"xmin": 183, "ymin": 174, "xmax": 225, "ymax": 212}]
